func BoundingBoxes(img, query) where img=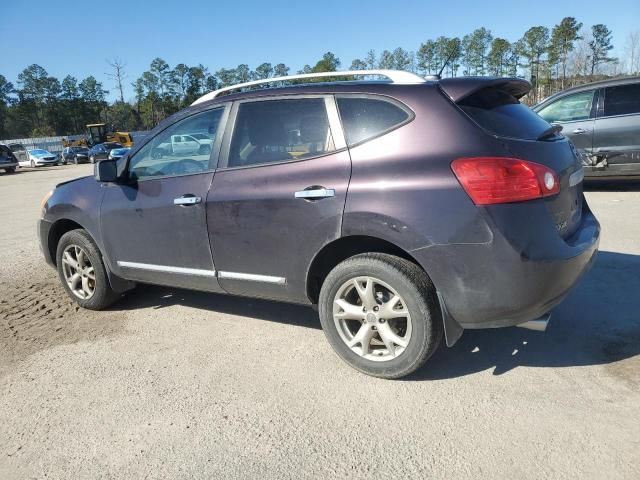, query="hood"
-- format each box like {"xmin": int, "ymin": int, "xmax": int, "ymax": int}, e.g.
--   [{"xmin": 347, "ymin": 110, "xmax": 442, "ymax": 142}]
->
[{"xmin": 56, "ymin": 175, "xmax": 92, "ymax": 188}]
